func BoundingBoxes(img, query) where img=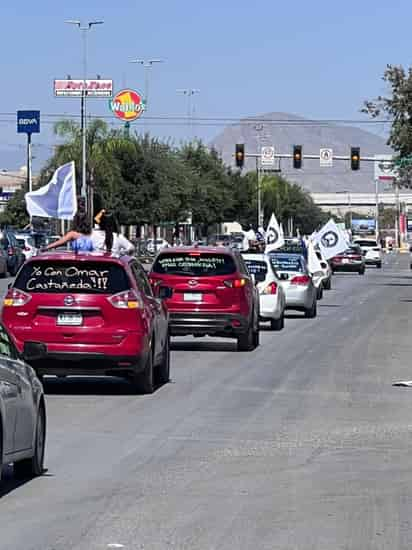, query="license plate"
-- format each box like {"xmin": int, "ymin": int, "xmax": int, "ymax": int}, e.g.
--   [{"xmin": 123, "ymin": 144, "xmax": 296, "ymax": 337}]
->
[
  {"xmin": 57, "ymin": 312, "xmax": 83, "ymax": 326},
  {"xmin": 183, "ymin": 292, "xmax": 202, "ymax": 302},
  {"xmin": 342, "ymin": 259, "xmax": 349, "ymax": 264}
]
